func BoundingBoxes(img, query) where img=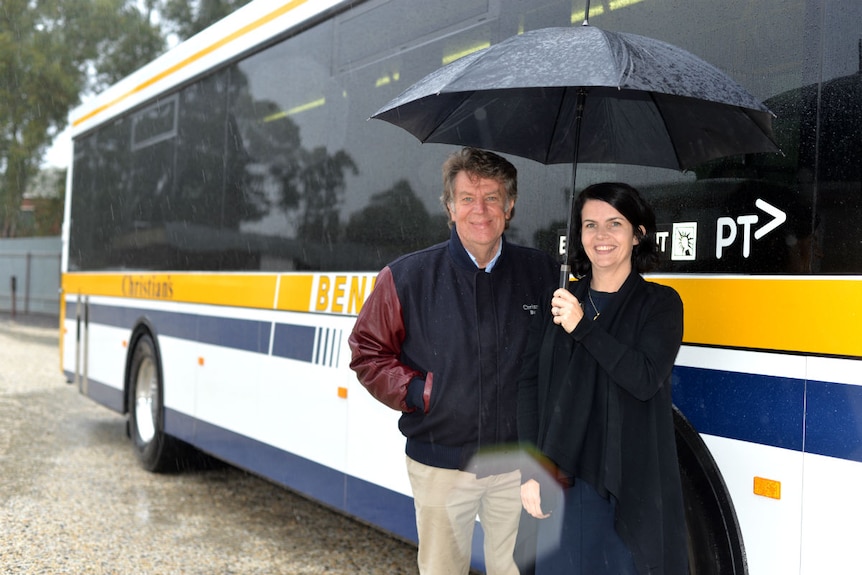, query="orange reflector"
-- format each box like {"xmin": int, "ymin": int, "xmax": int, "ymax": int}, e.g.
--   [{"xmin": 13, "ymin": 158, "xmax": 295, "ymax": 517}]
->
[
  {"xmin": 198, "ymin": 357, "xmax": 205, "ymax": 366},
  {"xmin": 337, "ymin": 387, "xmax": 348, "ymax": 399},
  {"xmin": 122, "ymin": 340, "xmax": 127, "ymax": 348},
  {"xmin": 753, "ymin": 476, "xmax": 781, "ymax": 499}
]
